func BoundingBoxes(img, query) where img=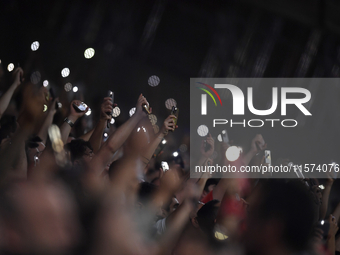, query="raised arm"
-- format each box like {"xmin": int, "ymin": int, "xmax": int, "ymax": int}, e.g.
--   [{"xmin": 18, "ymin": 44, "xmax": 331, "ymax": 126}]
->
[
  {"xmin": 241, "ymin": 134, "xmax": 267, "ymax": 167},
  {"xmin": 0, "ymin": 67, "xmax": 23, "ymax": 119},
  {"xmin": 139, "ymin": 115, "xmax": 177, "ymax": 167},
  {"xmin": 88, "ymin": 97, "xmax": 113, "ymax": 153},
  {"xmin": 89, "ymin": 94, "xmax": 149, "ymax": 173},
  {"xmin": 320, "ymin": 175, "xmax": 334, "ymax": 220},
  {"xmin": 36, "ymin": 98, "xmax": 58, "ymax": 145},
  {"xmin": 60, "ymin": 100, "xmax": 87, "ymax": 144}
]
